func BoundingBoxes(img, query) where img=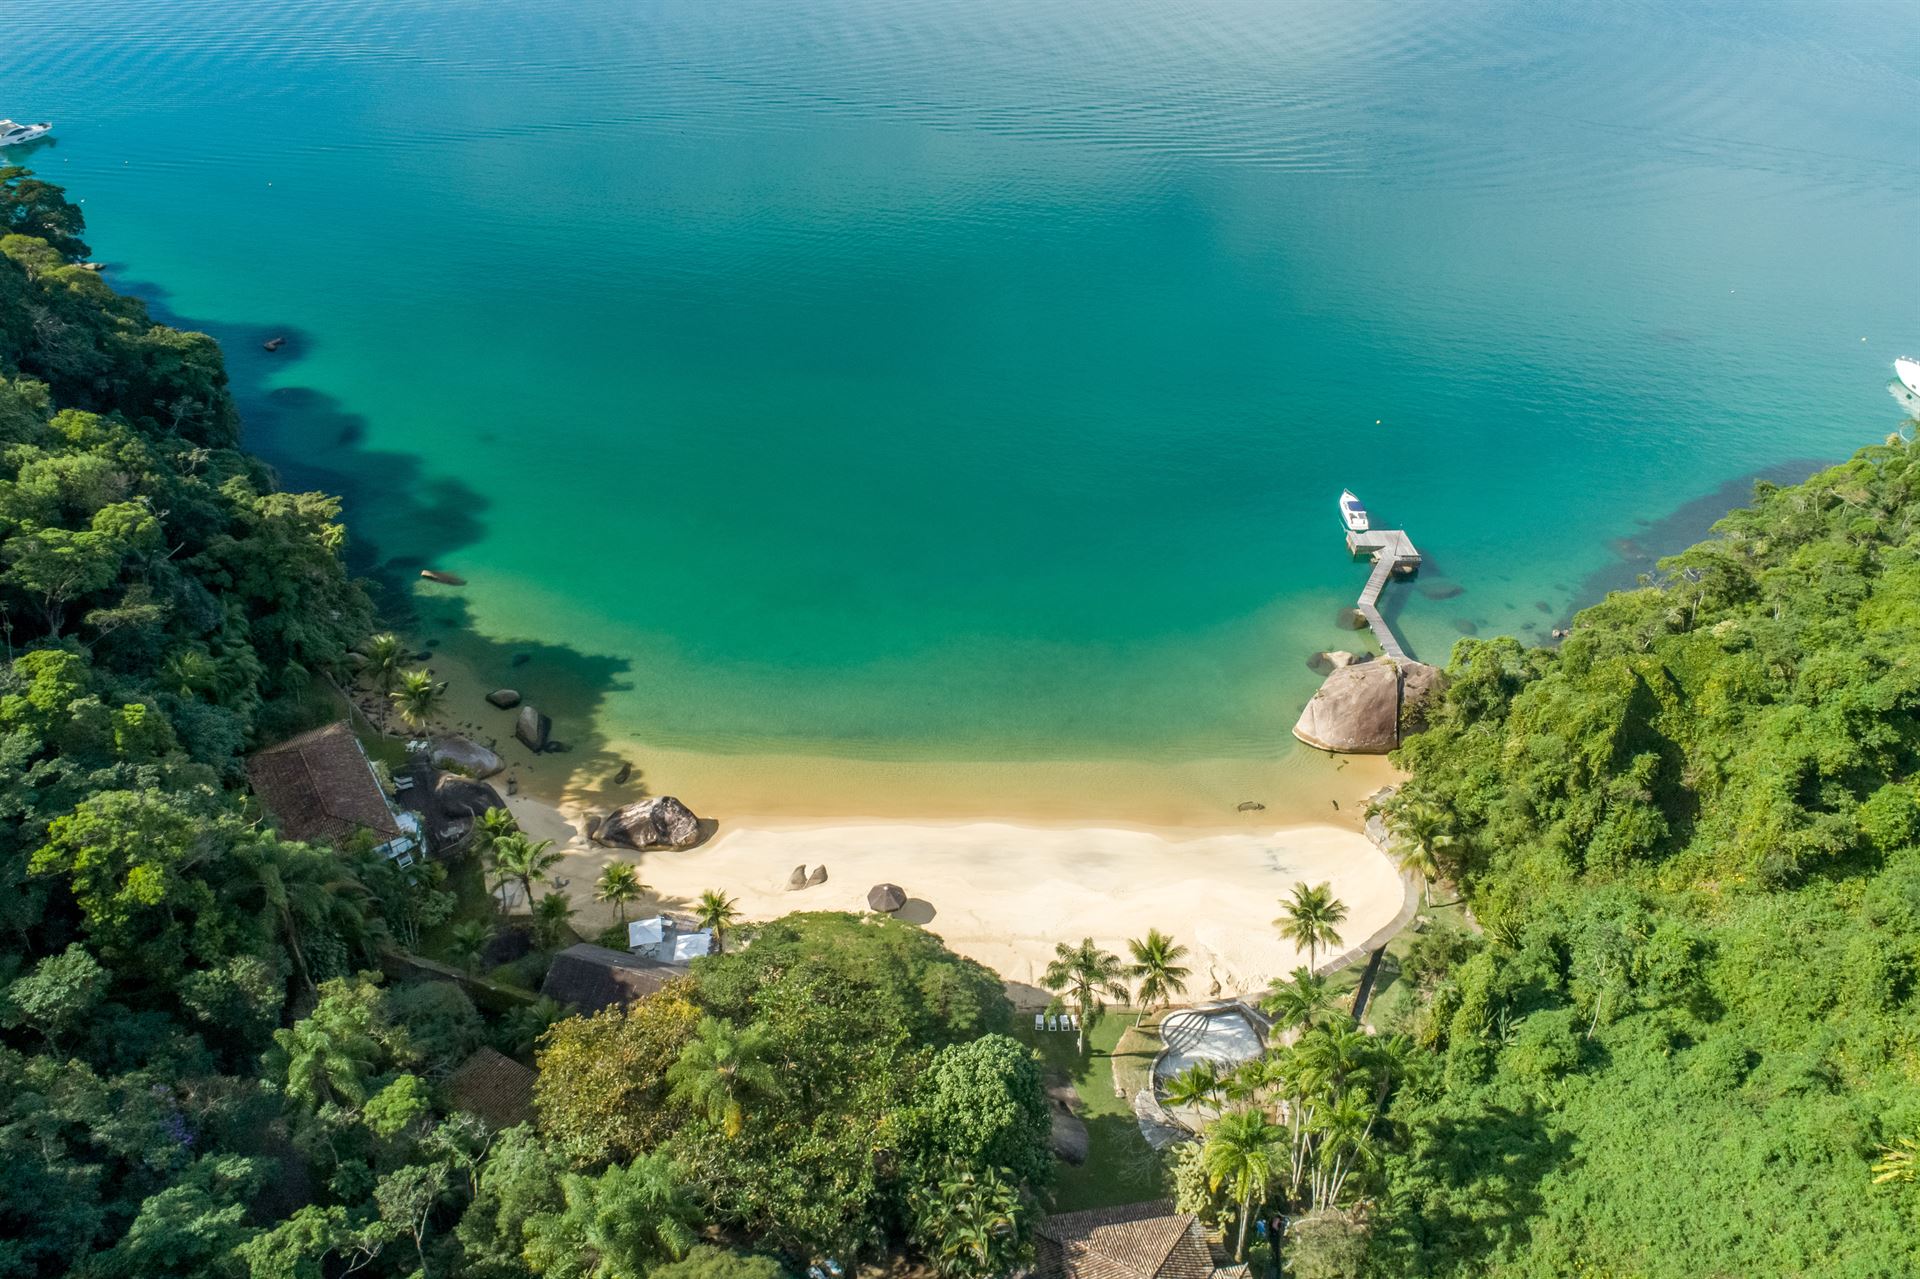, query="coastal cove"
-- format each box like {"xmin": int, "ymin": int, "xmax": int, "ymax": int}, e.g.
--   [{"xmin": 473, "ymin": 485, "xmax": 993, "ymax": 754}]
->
[{"xmin": 13, "ymin": 0, "xmax": 1918, "ymax": 824}]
